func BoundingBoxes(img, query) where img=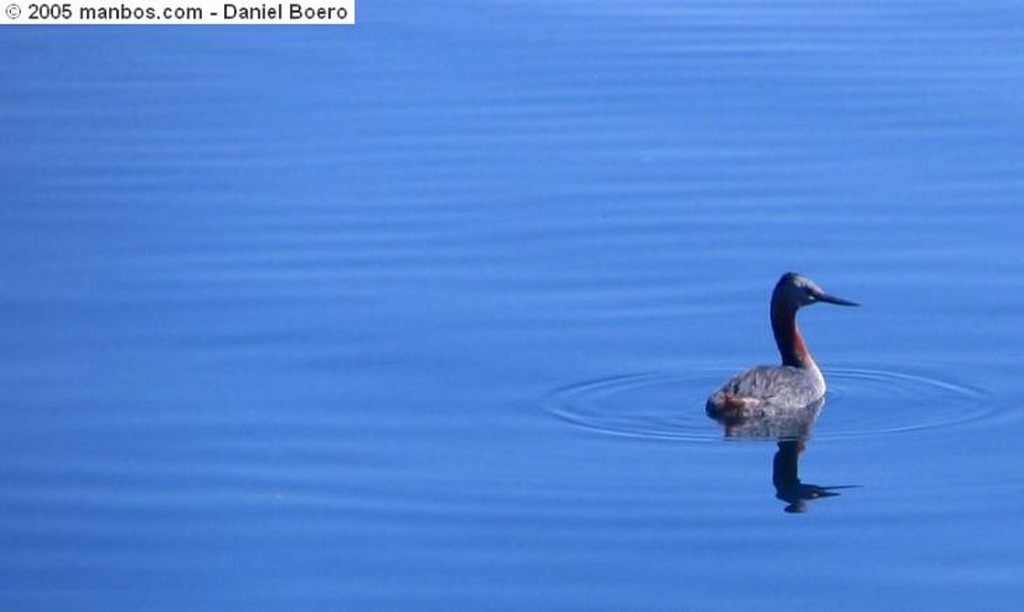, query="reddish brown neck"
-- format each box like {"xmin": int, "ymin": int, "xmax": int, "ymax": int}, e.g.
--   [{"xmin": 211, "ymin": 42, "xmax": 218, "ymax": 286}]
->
[{"xmin": 771, "ymin": 303, "xmax": 814, "ymax": 368}]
